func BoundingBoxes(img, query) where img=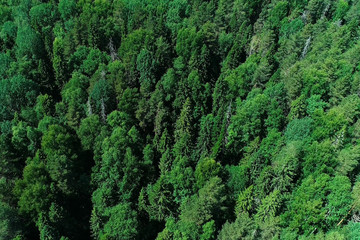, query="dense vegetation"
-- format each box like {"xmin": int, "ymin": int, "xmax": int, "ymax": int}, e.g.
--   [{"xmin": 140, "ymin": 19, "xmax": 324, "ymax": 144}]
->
[{"xmin": 1, "ymin": 0, "xmax": 360, "ymax": 239}]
